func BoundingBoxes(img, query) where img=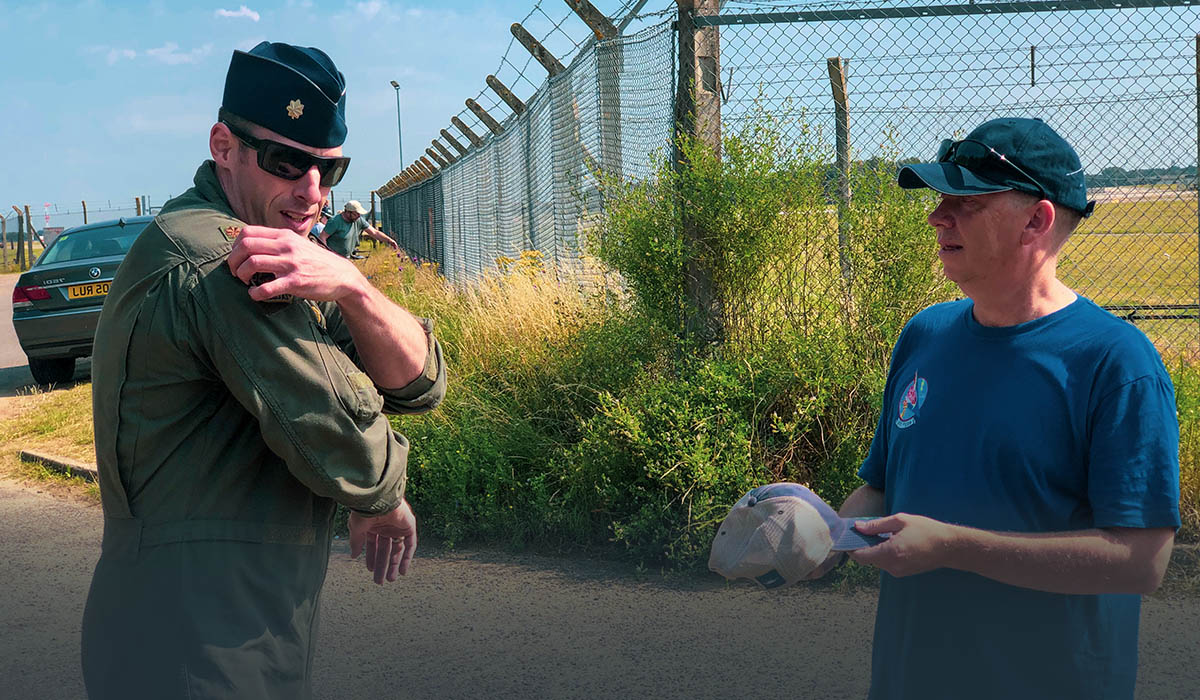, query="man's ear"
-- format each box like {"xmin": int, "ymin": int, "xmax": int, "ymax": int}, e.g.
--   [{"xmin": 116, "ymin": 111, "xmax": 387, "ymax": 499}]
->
[
  {"xmin": 210, "ymin": 122, "xmax": 238, "ymax": 166},
  {"xmin": 1020, "ymin": 198, "xmax": 1056, "ymax": 246}
]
